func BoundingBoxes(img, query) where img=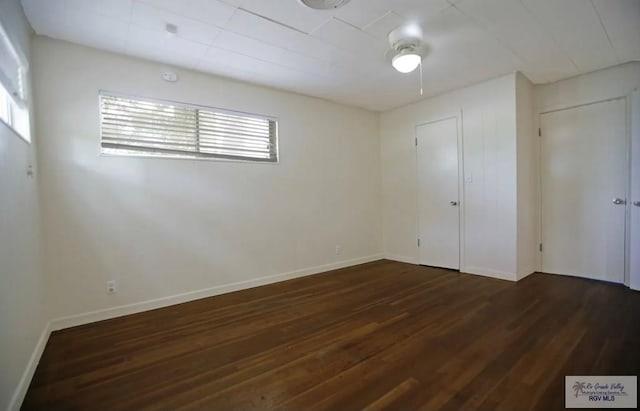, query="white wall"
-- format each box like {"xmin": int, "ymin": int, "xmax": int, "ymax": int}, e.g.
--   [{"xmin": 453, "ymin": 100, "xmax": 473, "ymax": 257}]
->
[
  {"xmin": 535, "ymin": 62, "xmax": 640, "ymax": 286},
  {"xmin": 380, "ymin": 74, "xmax": 519, "ymax": 280},
  {"xmin": 32, "ymin": 37, "xmax": 382, "ymax": 322},
  {"xmin": 0, "ymin": 0, "xmax": 46, "ymax": 410},
  {"xmin": 515, "ymin": 72, "xmax": 538, "ymax": 279}
]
